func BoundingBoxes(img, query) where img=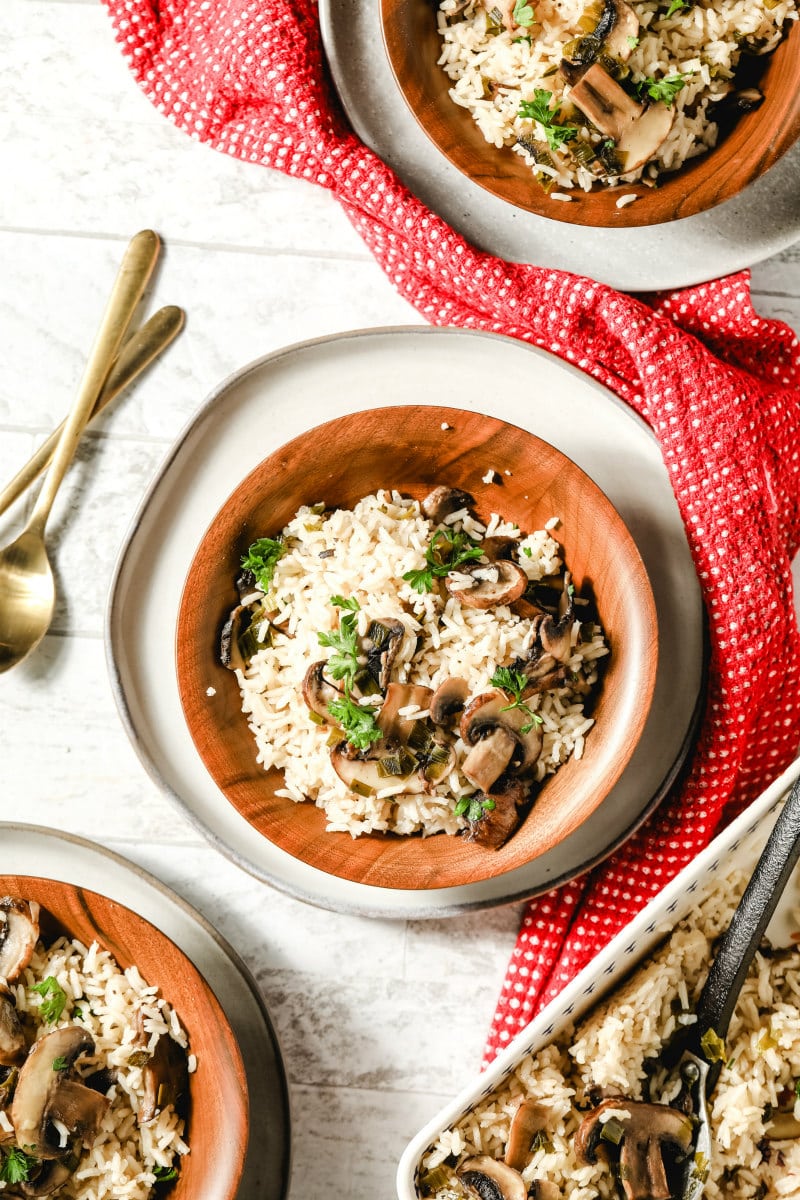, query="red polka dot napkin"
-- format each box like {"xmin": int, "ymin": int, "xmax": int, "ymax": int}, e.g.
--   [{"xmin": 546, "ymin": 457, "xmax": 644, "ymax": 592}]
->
[{"xmin": 102, "ymin": 0, "xmax": 800, "ymax": 1063}]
